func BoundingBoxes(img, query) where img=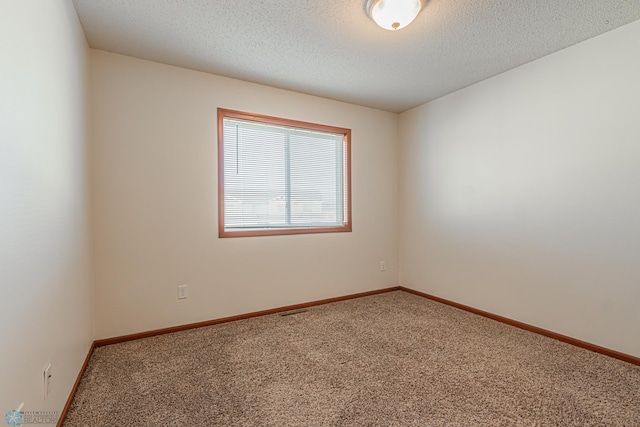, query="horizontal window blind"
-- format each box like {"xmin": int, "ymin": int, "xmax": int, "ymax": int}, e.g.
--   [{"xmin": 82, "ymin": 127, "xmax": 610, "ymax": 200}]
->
[{"xmin": 220, "ymin": 114, "xmax": 350, "ymax": 235}]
